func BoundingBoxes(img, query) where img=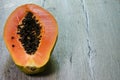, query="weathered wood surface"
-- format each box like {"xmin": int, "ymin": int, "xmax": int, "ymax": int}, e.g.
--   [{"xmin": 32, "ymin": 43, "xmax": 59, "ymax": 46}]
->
[{"xmin": 0, "ymin": 0, "xmax": 120, "ymax": 80}]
